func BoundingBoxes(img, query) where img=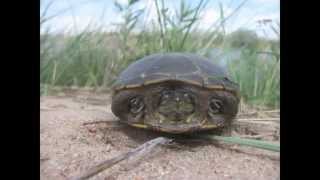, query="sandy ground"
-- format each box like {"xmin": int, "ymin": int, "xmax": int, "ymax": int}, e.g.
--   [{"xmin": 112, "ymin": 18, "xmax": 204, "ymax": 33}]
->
[{"xmin": 40, "ymin": 90, "xmax": 280, "ymax": 180}]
